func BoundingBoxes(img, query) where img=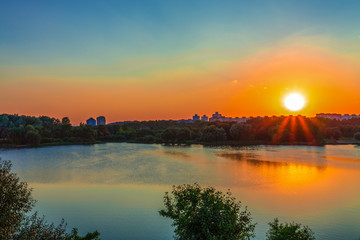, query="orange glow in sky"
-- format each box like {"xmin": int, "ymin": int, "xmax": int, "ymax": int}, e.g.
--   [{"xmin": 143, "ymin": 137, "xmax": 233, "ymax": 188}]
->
[
  {"xmin": 1, "ymin": 43, "xmax": 360, "ymax": 125},
  {"xmin": 1, "ymin": 0, "xmax": 360, "ymax": 126}
]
